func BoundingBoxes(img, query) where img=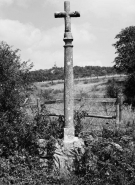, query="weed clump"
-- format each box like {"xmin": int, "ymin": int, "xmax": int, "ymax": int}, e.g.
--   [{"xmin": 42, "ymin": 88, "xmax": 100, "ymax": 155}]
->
[{"xmin": 106, "ymin": 79, "xmax": 122, "ymax": 98}]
